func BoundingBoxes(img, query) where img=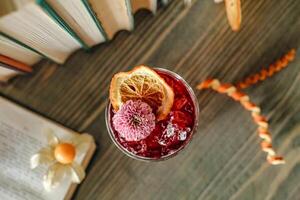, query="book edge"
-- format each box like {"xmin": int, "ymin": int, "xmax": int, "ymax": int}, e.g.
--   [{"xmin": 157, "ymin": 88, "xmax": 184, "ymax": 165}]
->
[
  {"xmin": 132, "ymin": 1, "xmax": 157, "ymax": 14},
  {"xmin": 107, "ymin": 0, "xmax": 135, "ymax": 39},
  {"xmin": 81, "ymin": 0, "xmax": 109, "ymax": 41},
  {"xmin": 0, "ymin": 32, "xmax": 47, "ymax": 59},
  {"xmin": 36, "ymin": 0, "xmax": 90, "ymax": 50},
  {"xmin": 64, "ymin": 141, "xmax": 96, "ymax": 200},
  {"xmin": 125, "ymin": 0, "xmax": 135, "ymax": 31}
]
